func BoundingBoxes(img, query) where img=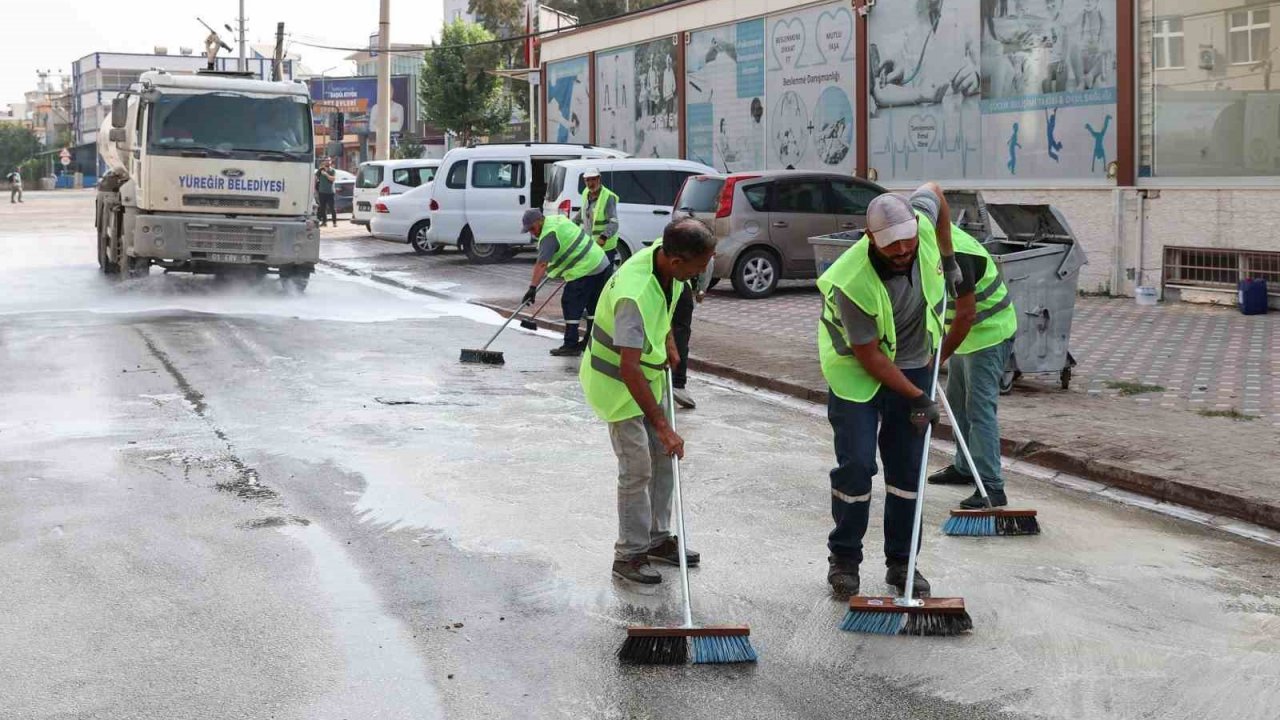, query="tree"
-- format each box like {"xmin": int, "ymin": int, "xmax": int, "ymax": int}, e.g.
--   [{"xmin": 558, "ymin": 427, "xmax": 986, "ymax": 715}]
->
[
  {"xmin": 468, "ymin": 0, "xmax": 528, "ymax": 118},
  {"xmin": 420, "ymin": 20, "xmax": 511, "ymax": 146},
  {"xmin": 0, "ymin": 124, "xmax": 41, "ymax": 177}
]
